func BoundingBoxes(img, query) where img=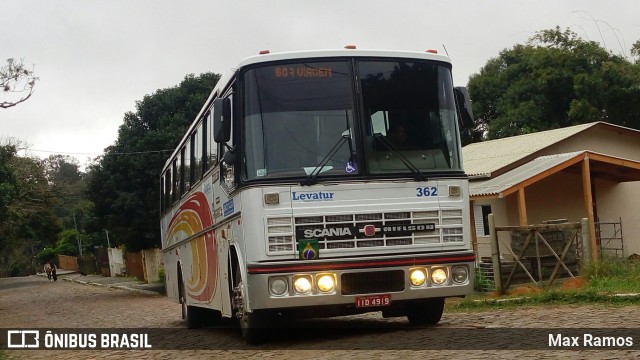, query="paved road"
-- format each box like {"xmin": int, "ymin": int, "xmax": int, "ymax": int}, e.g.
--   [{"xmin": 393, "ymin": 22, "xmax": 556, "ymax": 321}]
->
[{"xmin": 1, "ymin": 274, "xmax": 639, "ymax": 359}]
